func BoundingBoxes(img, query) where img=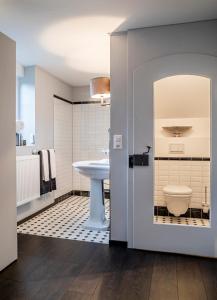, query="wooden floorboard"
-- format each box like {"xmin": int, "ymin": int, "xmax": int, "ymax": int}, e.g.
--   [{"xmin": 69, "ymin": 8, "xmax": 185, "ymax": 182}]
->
[
  {"xmin": 118, "ymin": 250, "xmax": 154, "ymax": 300},
  {"xmin": 177, "ymin": 256, "xmax": 207, "ymax": 300},
  {"xmin": 0, "ymin": 234, "xmax": 217, "ymax": 300},
  {"xmin": 199, "ymin": 258, "xmax": 217, "ymax": 300},
  {"xmin": 149, "ymin": 253, "xmax": 178, "ymax": 300}
]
